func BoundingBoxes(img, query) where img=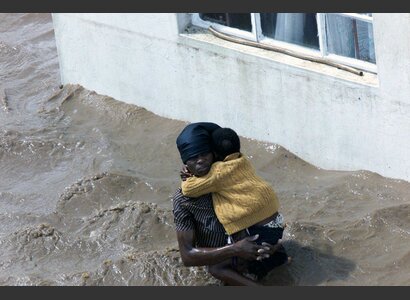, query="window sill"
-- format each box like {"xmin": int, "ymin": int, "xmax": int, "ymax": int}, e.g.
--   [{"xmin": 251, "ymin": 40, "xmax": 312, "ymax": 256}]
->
[{"xmin": 179, "ymin": 26, "xmax": 379, "ymax": 88}]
